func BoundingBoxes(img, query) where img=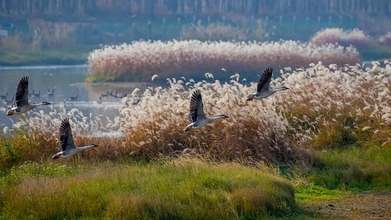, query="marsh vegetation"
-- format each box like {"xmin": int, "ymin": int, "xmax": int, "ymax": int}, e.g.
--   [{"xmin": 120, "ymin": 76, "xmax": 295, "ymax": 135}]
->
[
  {"xmin": 1, "ymin": 1, "xmax": 391, "ymax": 218},
  {"xmin": 1, "ymin": 61, "xmax": 391, "ymax": 218}
]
